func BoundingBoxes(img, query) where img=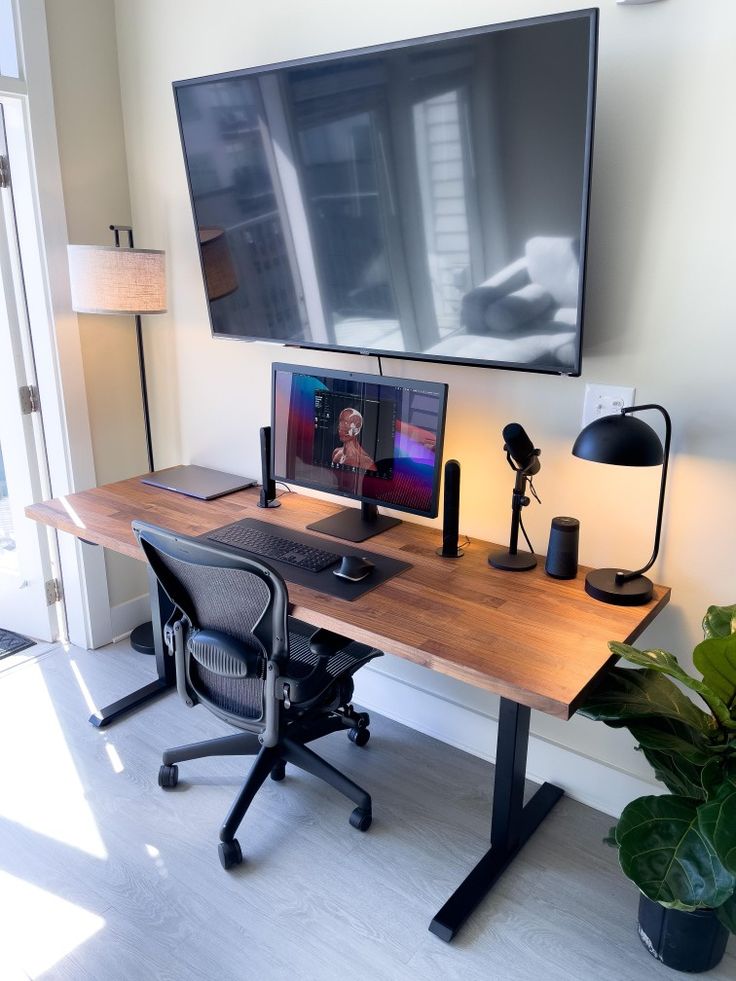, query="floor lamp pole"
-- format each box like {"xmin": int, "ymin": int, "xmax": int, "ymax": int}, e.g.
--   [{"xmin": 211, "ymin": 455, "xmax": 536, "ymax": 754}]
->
[
  {"xmin": 110, "ymin": 224, "xmax": 156, "ymax": 654},
  {"xmin": 134, "ymin": 312, "xmax": 154, "ymax": 473}
]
